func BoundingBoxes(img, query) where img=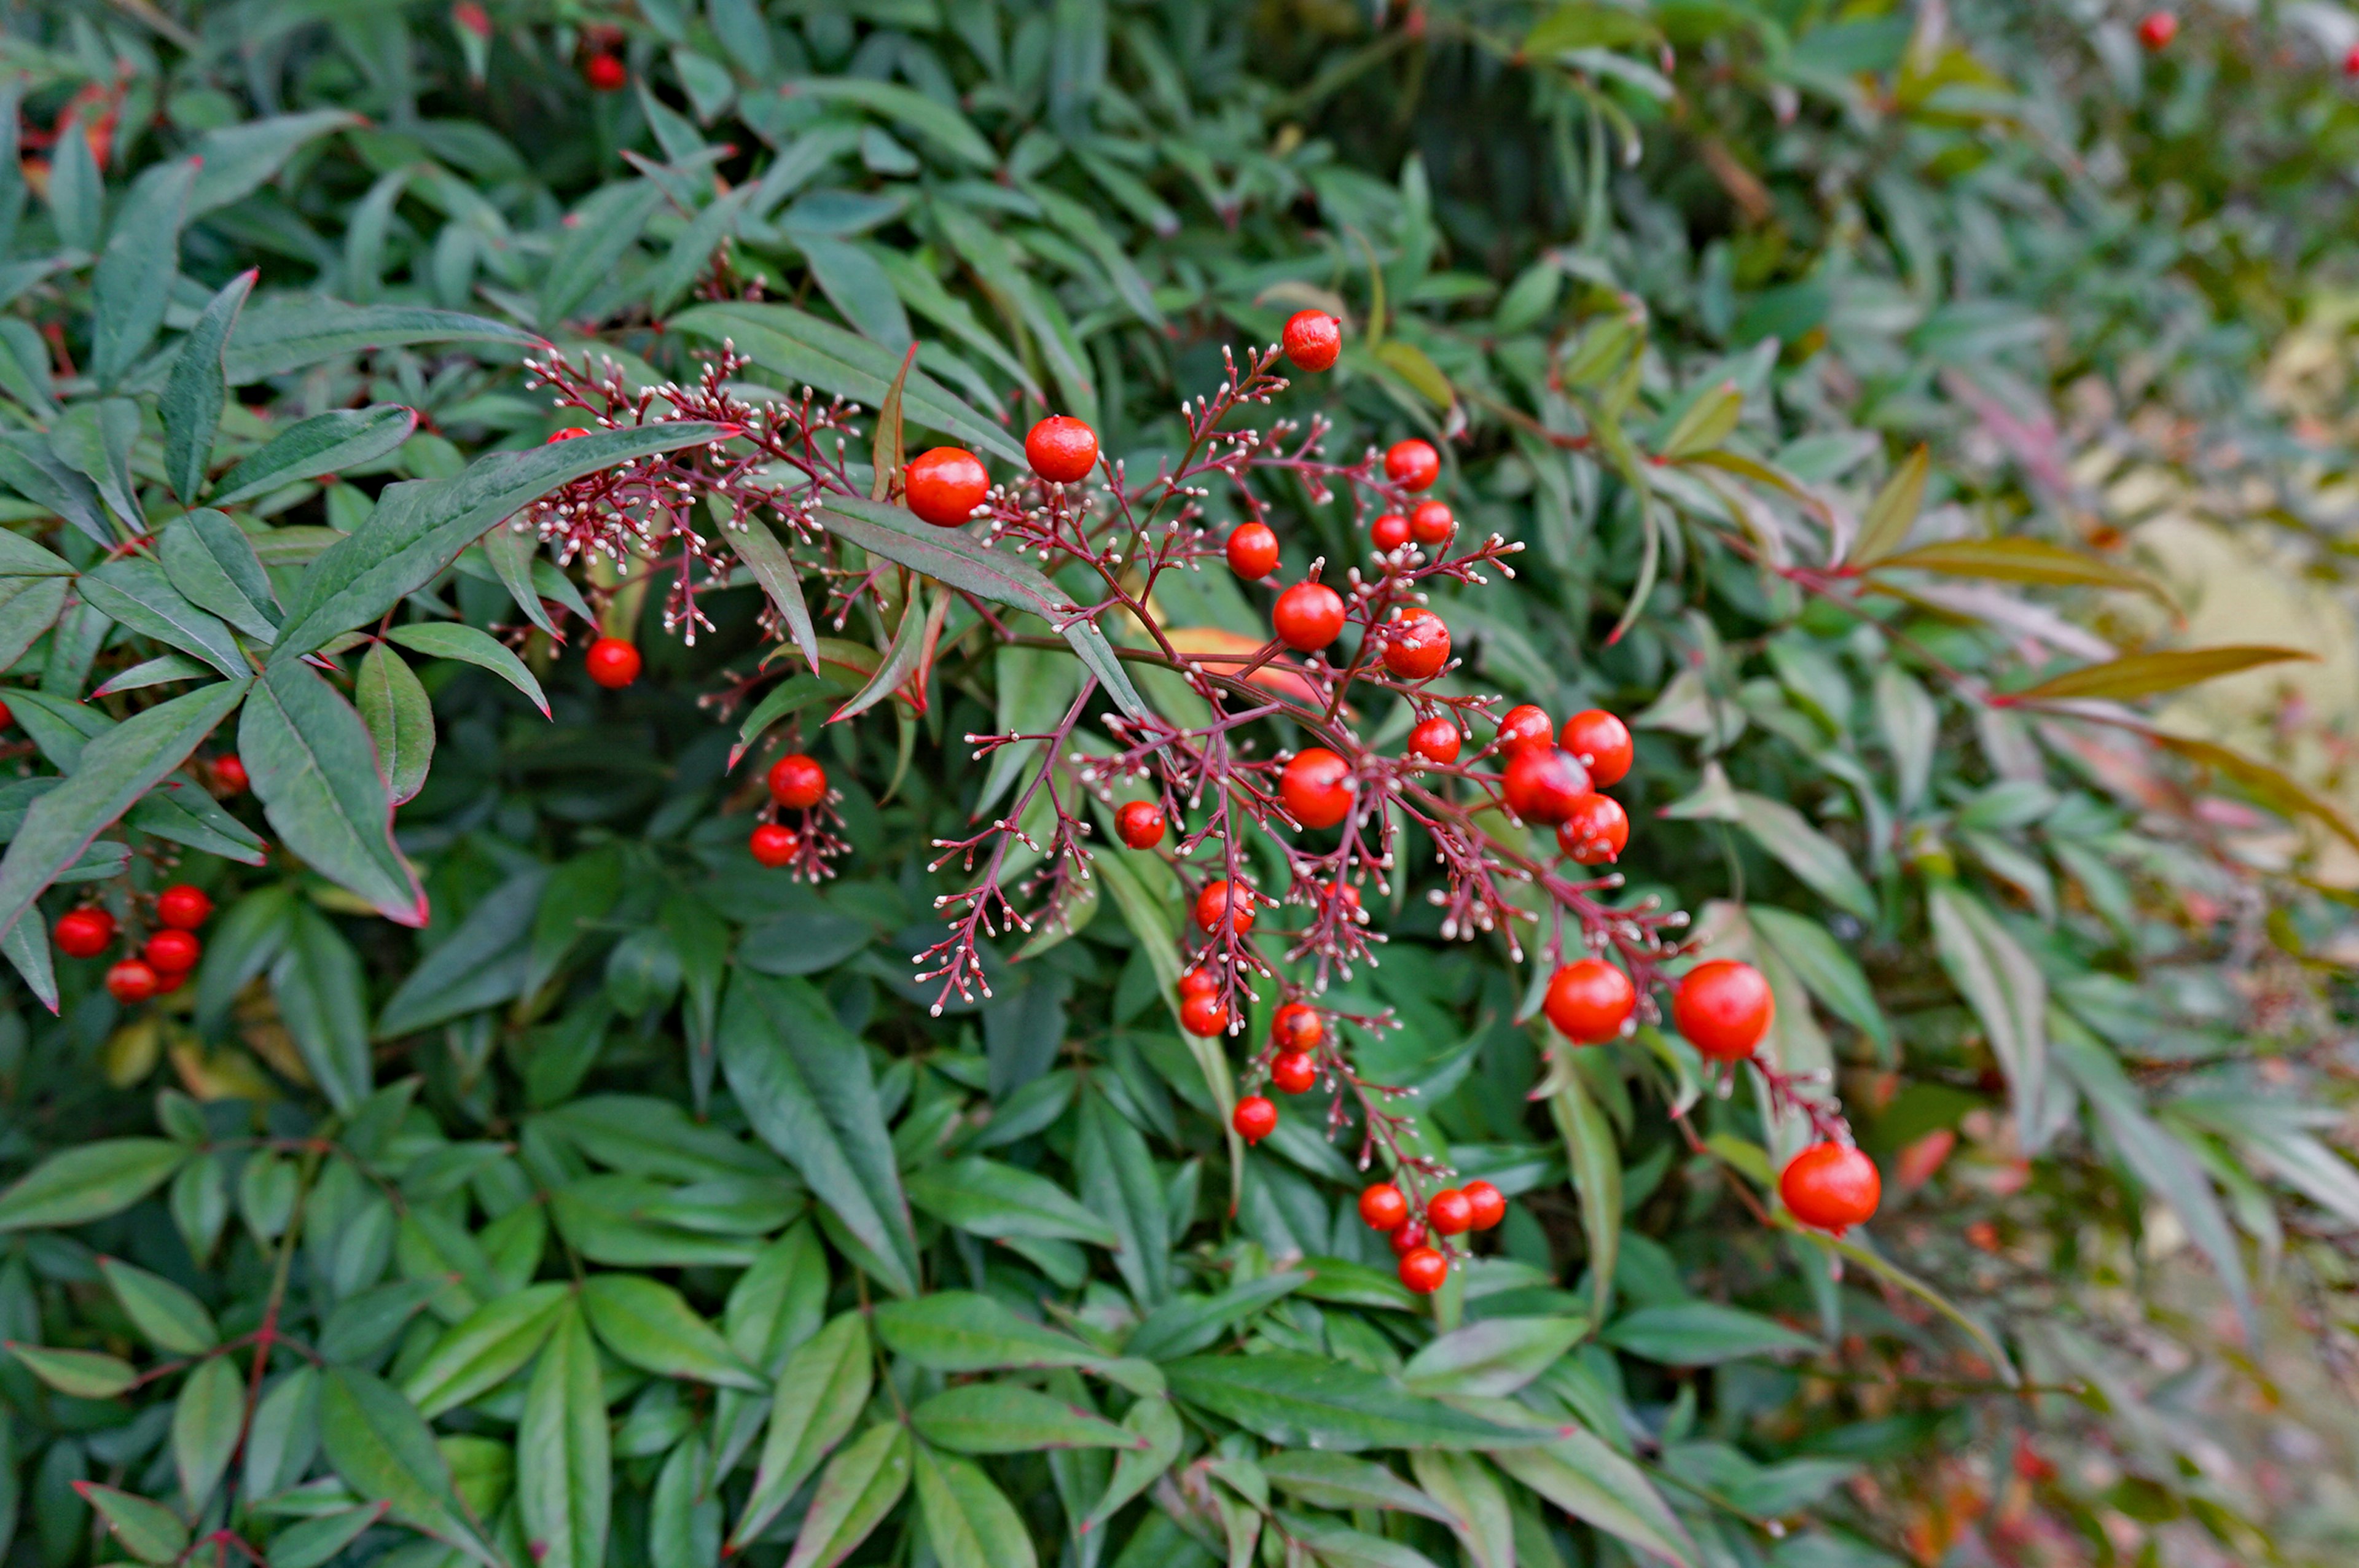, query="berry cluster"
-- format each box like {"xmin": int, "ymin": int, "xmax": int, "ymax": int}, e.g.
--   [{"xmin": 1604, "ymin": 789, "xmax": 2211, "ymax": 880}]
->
[{"xmin": 53, "ymin": 884, "xmax": 213, "ymax": 1005}]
